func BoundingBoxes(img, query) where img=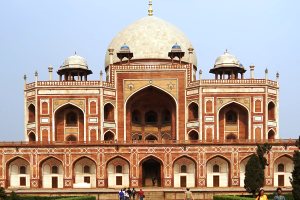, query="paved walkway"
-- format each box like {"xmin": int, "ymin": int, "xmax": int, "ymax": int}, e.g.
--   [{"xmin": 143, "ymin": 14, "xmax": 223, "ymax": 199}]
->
[{"xmin": 6, "ymin": 187, "xmax": 292, "ymax": 193}]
